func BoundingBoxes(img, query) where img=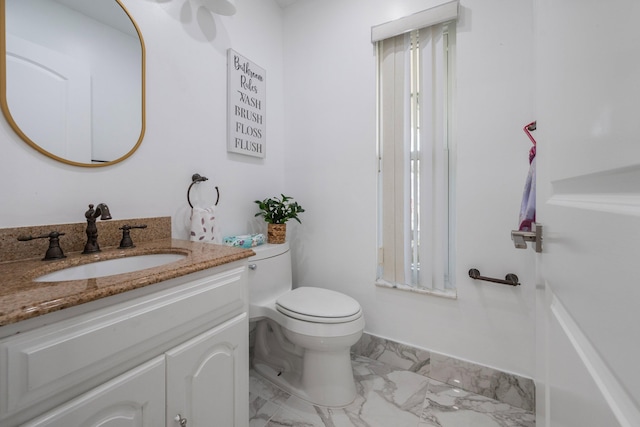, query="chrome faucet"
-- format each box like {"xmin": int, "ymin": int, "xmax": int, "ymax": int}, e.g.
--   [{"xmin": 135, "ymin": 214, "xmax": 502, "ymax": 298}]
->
[{"xmin": 83, "ymin": 203, "xmax": 112, "ymax": 254}]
